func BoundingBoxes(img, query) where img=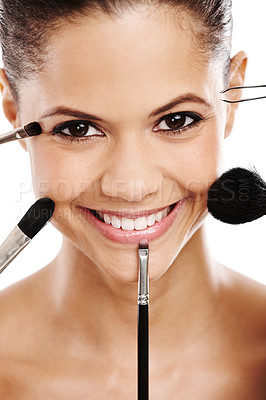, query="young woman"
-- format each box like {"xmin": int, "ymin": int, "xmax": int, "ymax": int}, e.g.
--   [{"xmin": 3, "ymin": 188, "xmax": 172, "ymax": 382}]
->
[{"xmin": 0, "ymin": 0, "xmax": 265, "ymax": 398}]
